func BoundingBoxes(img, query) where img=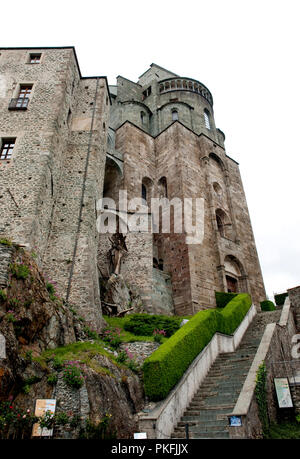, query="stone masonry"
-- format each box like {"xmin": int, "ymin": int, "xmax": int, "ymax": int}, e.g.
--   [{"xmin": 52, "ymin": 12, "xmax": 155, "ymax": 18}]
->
[
  {"xmin": 0, "ymin": 48, "xmax": 266, "ymax": 325},
  {"xmin": 99, "ymin": 63, "xmax": 266, "ymax": 315}
]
